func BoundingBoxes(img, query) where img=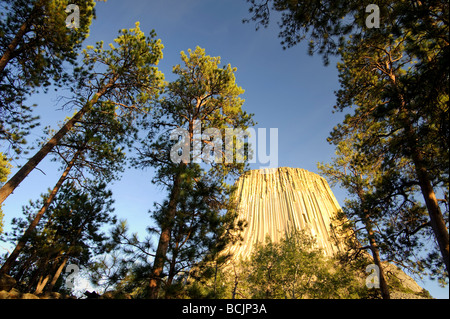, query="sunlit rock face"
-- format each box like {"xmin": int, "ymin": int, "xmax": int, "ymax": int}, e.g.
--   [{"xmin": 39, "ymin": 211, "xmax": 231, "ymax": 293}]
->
[{"xmin": 226, "ymin": 167, "xmax": 345, "ymax": 261}]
